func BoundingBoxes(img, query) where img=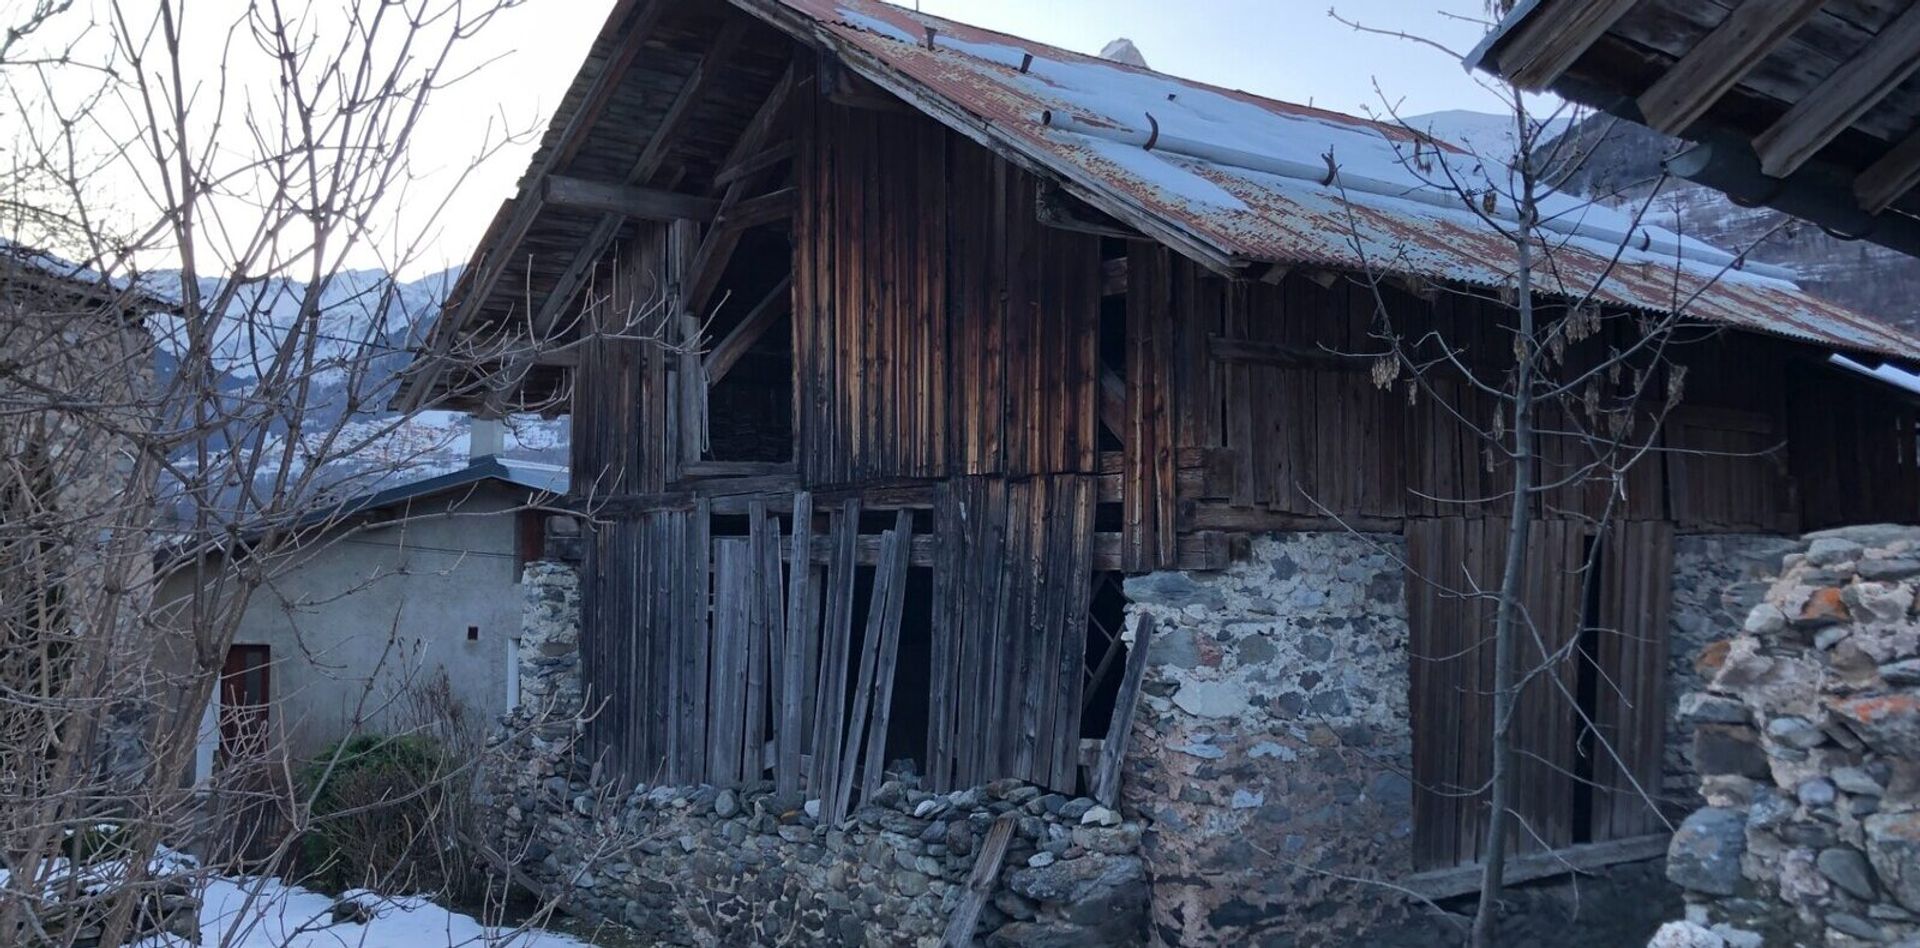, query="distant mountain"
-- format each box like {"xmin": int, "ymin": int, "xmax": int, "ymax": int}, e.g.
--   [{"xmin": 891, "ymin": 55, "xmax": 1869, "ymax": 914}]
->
[
  {"xmin": 1533, "ymin": 112, "xmax": 1920, "ymax": 336},
  {"xmin": 145, "ymin": 265, "xmax": 568, "ymax": 515}
]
